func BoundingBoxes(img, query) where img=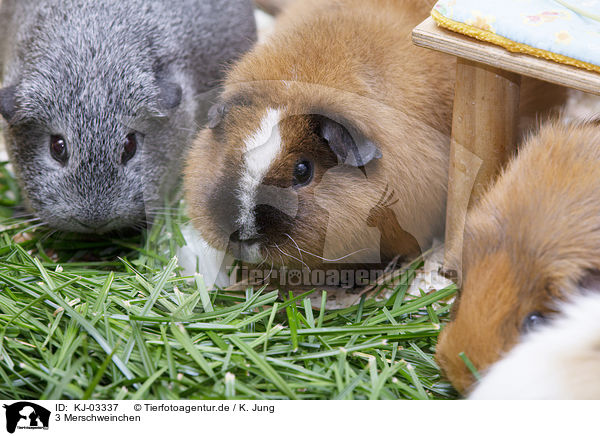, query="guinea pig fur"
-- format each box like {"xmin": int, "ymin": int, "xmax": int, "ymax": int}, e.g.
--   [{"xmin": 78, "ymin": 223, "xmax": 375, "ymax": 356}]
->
[
  {"xmin": 469, "ymin": 289, "xmax": 600, "ymax": 400},
  {"xmin": 436, "ymin": 121, "xmax": 600, "ymax": 395},
  {"xmin": 184, "ymin": 0, "xmax": 566, "ymax": 279},
  {"xmin": 0, "ymin": 0, "xmax": 256, "ymax": 233}
]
